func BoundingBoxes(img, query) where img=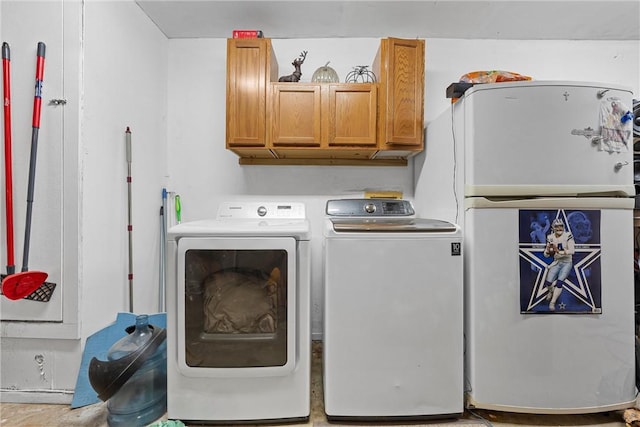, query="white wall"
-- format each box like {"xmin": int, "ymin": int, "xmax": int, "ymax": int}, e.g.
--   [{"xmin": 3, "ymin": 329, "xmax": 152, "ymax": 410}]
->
[
  {"xmin": 167, "ymin": 37, "xmax": 639, "ymax": 338},
  {"xmin": 81, "ymin": 1, "xmax": 168, "ymax": 336}
]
